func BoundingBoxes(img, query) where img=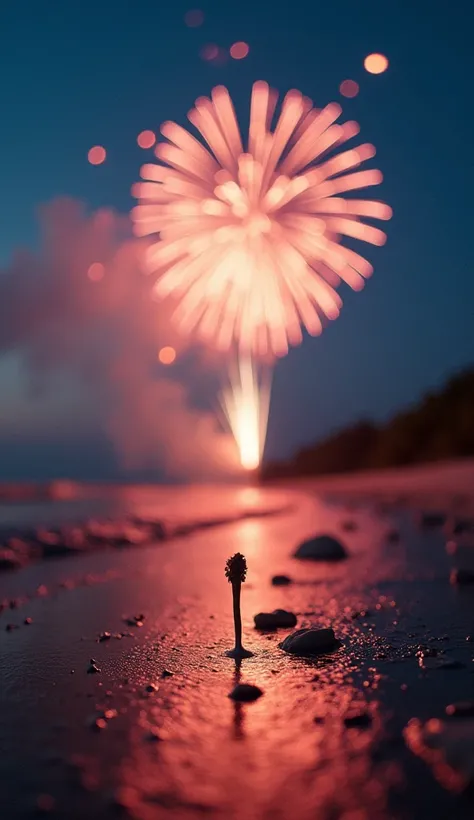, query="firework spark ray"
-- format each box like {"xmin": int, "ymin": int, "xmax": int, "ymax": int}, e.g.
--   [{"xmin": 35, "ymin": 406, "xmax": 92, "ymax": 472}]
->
[
  {"xmin": 132, "ymin": 81, "xmax": 391, "ymax": 358},
  {"xmin": 220, "ymin": 355, "xmax": 271, "ymax": 471}
]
